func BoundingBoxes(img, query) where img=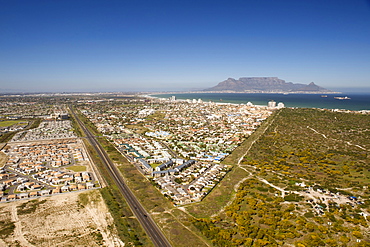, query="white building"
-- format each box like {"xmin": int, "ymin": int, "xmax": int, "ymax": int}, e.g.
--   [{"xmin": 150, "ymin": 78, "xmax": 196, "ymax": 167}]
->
[{"xmin": 268, "ymin": 100, "xmax": 276, "ymax": 108}]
